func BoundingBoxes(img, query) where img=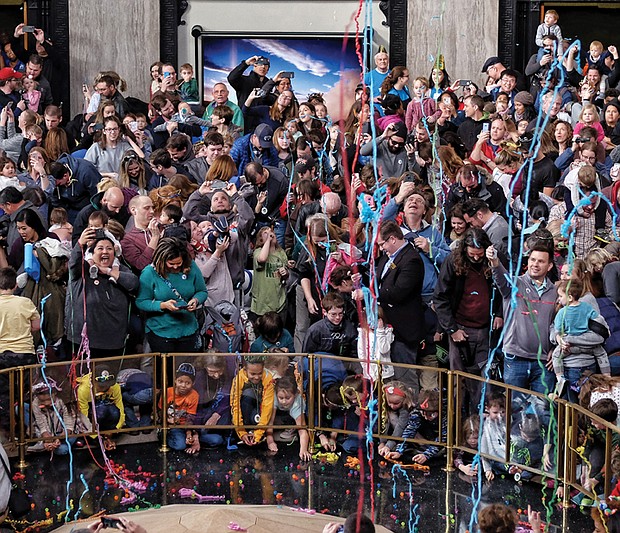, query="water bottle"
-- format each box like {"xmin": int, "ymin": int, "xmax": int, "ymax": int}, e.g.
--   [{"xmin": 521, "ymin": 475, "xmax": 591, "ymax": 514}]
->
[{"xmin": 24, "ymin": 243, "xmax": 40, "ymax": 282}]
